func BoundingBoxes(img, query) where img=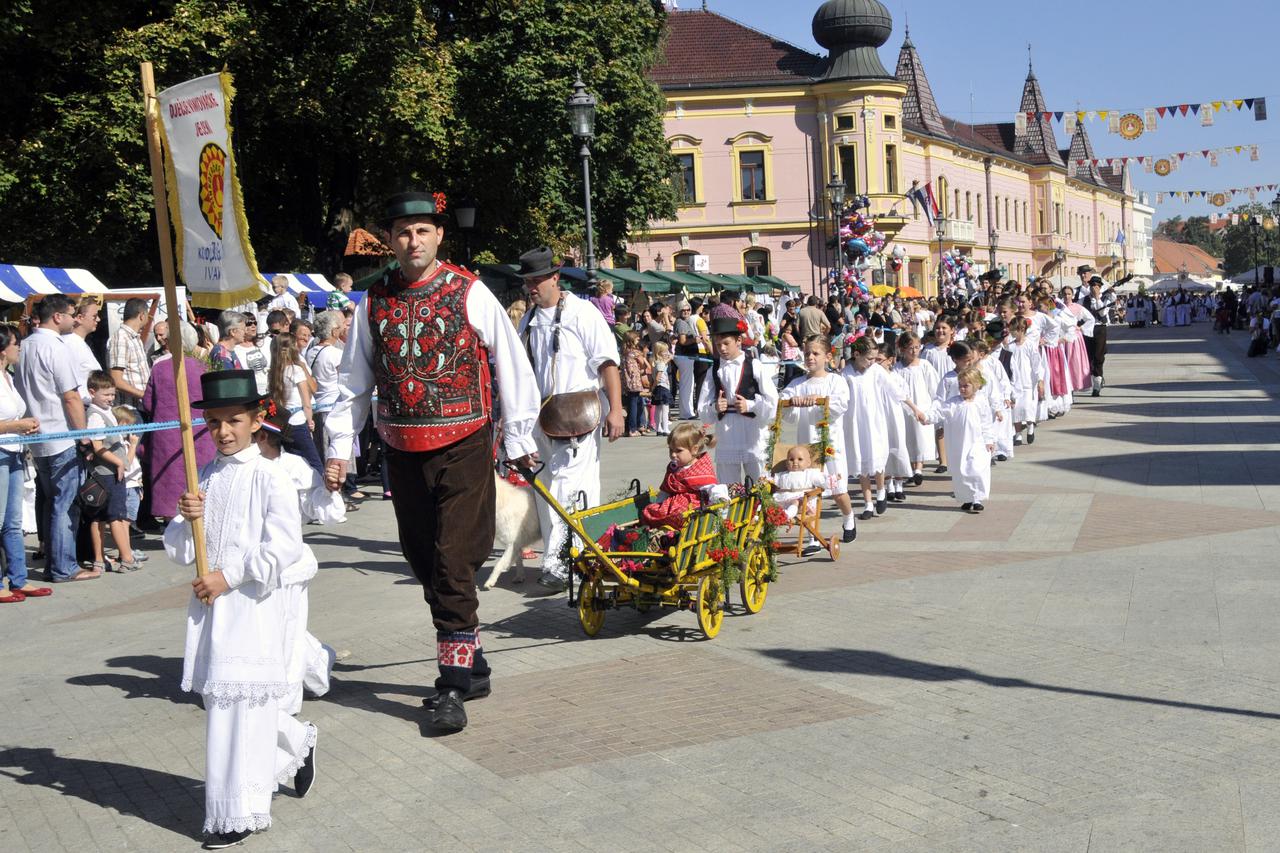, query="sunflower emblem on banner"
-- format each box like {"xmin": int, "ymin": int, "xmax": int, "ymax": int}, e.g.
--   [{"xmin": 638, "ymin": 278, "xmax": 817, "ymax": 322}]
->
[
  {"xmin": 198, "ymin": 142, "xmax": 227, "ymax": 239},
  {"xmin": 1210, "ymin": 192, "xmax": 1229, "ymax": 207},
  {"xmin": 1154, "ymin": 158, "xmax": 1172, "ymax": 177},
  {"xmin": 1119, "ymin": 113, "xmax": 1144, "ymax": 140}
]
